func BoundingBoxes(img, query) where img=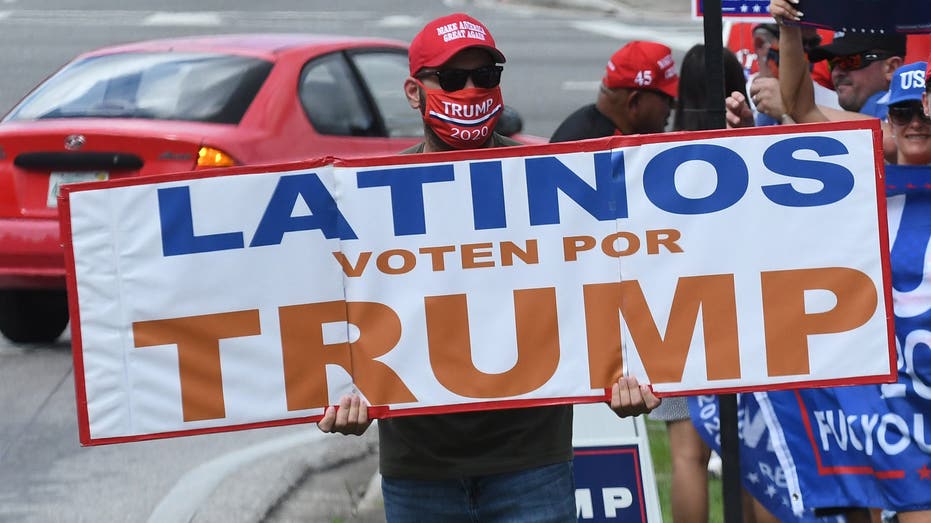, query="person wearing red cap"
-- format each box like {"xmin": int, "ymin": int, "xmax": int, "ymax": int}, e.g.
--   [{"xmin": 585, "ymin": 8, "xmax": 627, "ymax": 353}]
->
[
  {"xmin": 316, "ymin": 13, "xmax": 660, "ymax": 522},
  {"xmin": 550, "ymin": 40, "xmax": 678, "ymax": 142},
  {"xmin": 399, "ymin": 11, "xmax": 511, "ymax": 153}
]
